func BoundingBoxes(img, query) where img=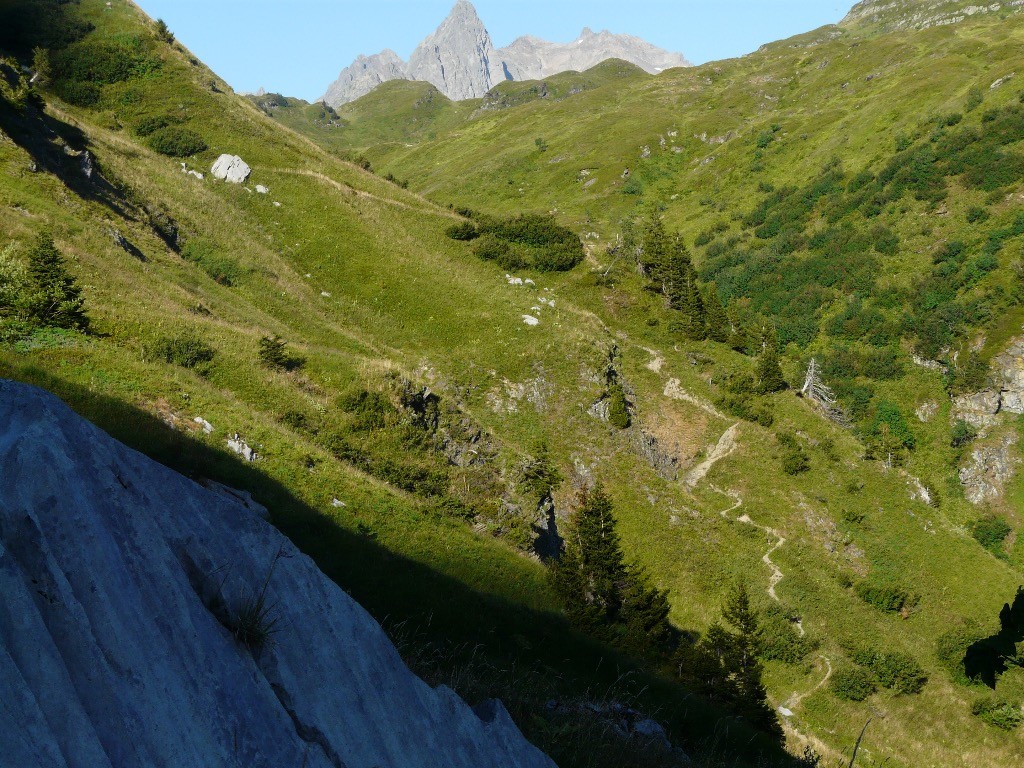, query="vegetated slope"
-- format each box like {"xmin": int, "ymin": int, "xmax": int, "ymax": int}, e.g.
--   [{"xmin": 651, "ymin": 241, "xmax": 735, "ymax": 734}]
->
[
  {"xmin": 280, "ymin": 2, "xmax": 1024, "ymax": 766},
  {"xmin": 0, "ymin": 2, "xmax": 791, "ymax": 767},
  {"xmin": 3, "ymin": 1, "xmax": 1024, "ymax": 766}
]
